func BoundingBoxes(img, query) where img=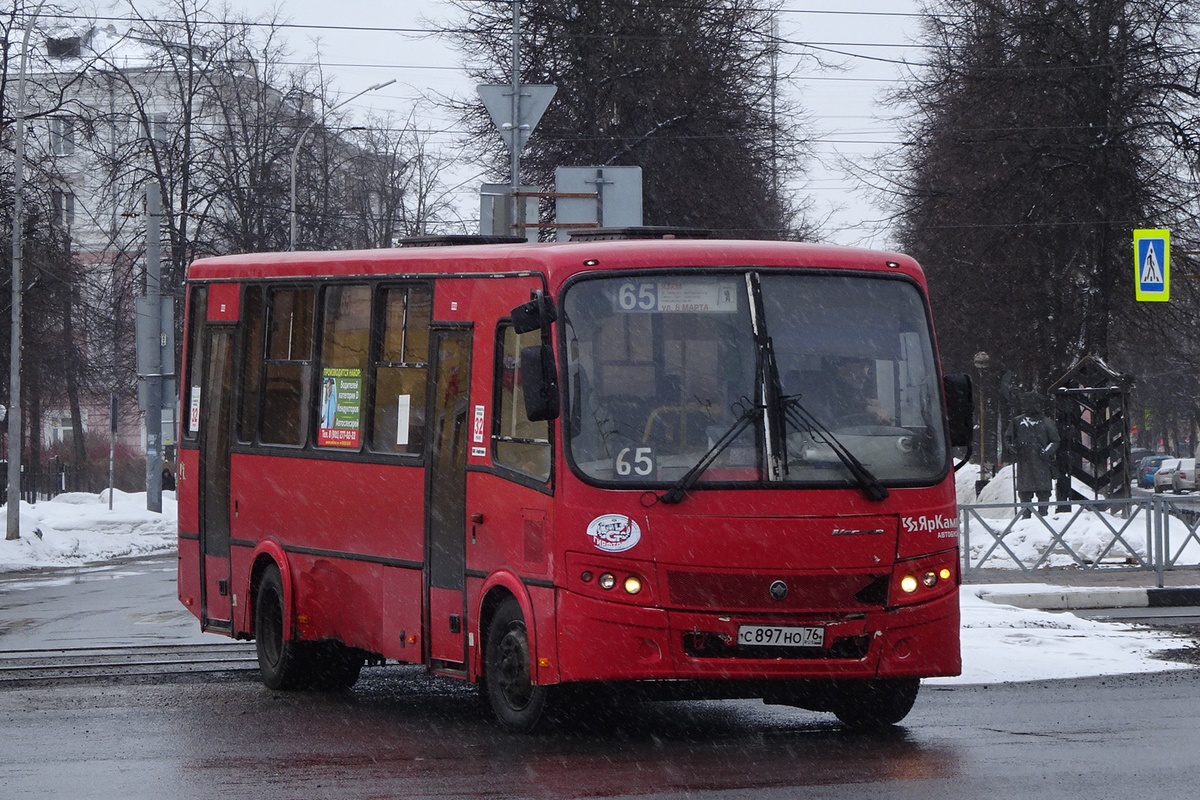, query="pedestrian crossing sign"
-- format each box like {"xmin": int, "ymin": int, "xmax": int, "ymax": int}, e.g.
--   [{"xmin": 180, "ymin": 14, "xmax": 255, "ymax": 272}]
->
[{"xmin": 1133, "ymin": 229, "xmax": 1169, "ymax": 302}]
